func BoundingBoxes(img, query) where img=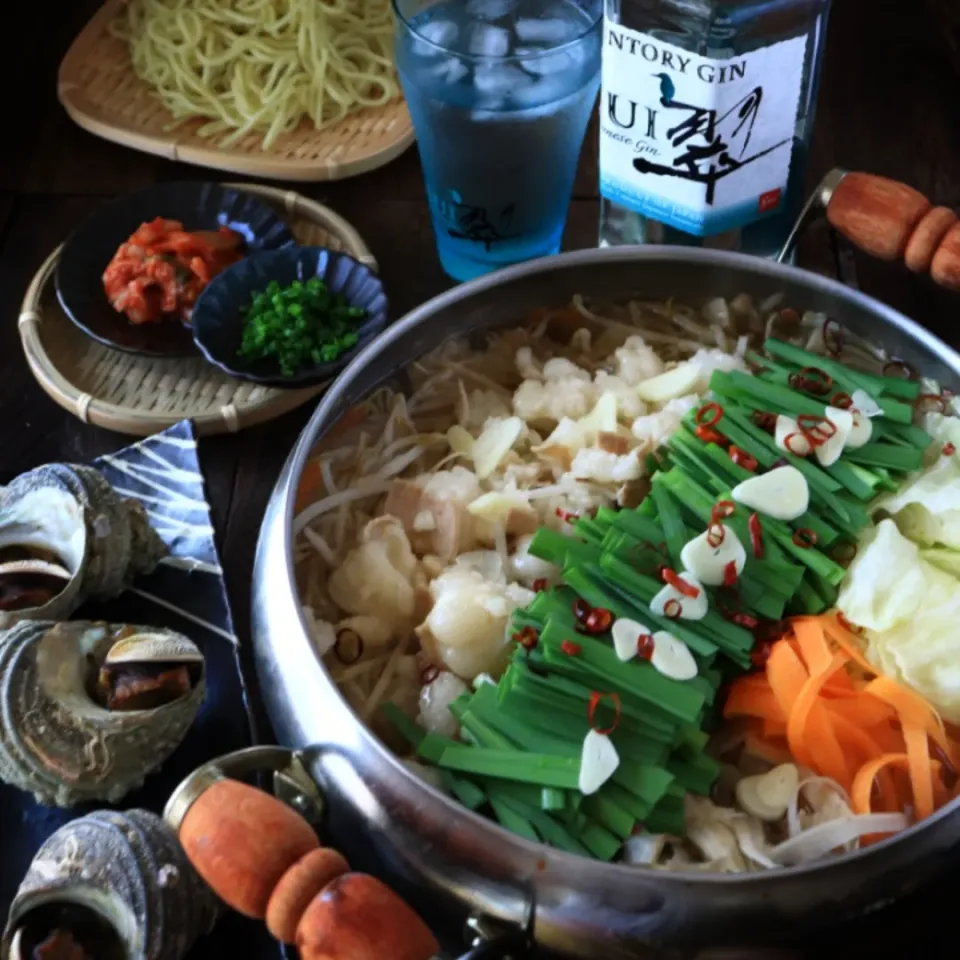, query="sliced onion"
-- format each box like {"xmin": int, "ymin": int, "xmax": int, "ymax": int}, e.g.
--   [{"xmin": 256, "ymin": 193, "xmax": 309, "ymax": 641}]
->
[
  {"xmin": 787, "ymin": 776, "xmax": 851, "ymax": 840},
  {"xmin": 770, "ymin": 813, "xmax": 908, "ymax": 866},
  {"xmin": 728, "ymin": 818, "xmax": 778, "ymax": 869},
  {"xmin": 622, "ymin": 833, "xmax": 667, "ymax": 866}
]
